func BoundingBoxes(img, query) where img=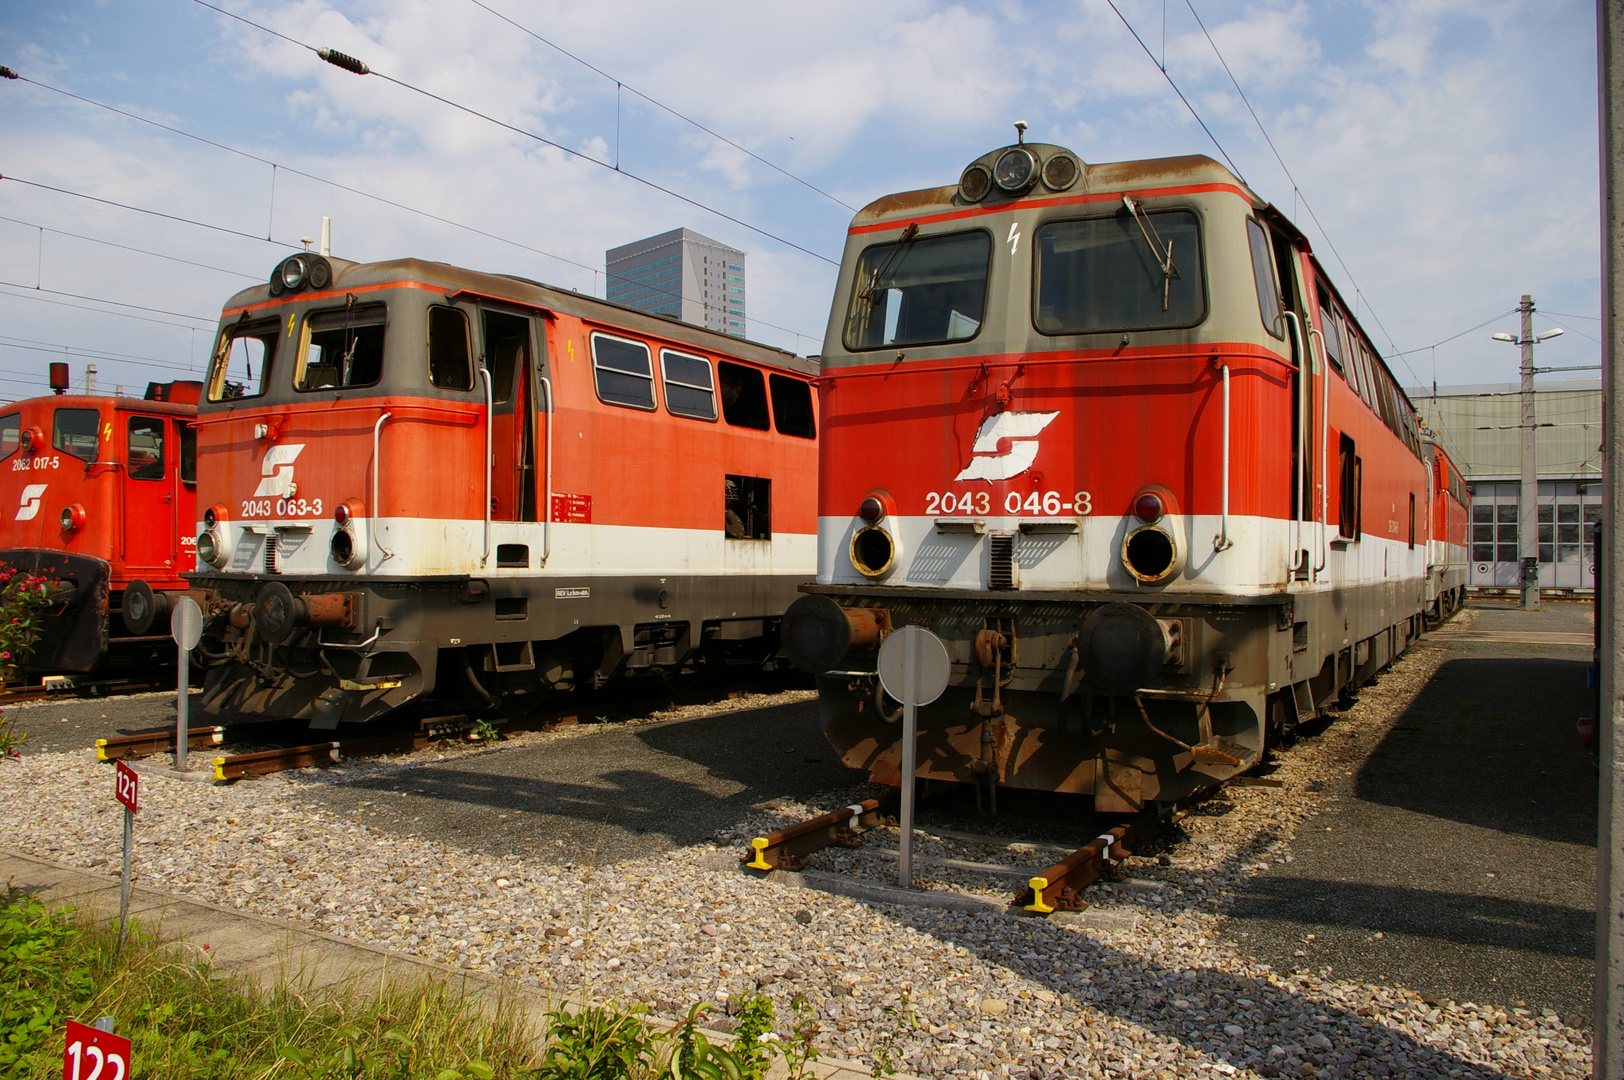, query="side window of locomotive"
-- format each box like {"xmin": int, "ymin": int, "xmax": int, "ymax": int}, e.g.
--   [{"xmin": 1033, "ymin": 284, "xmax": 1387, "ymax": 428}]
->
[
  {"xmin": 427, "ymin": 306, "xmax": 474, "ymax": 391},
  {"xmin": 1316, "ymin": 297, "xmax": 1344, "ymax": 375},
  {"xmin": 207, "ymin": 319, "xmax": 278, "ymax": 402},
  {"xmin": 0, "ymin": 414, "xmax": 18, "ymax": 462},
  {"xmin": 769, "ymin": 374, "xmax": 816, "ymax": 439},
  {"xmin": 1246, "ymin": 218, "xmax": 1285, "ymax": 339},
  {"xmin": 661, "ymin": 350, "xmax": 716, "ymax": 421},
  {"xmin": 1034, "ymin": 210, "xmax": 1205, "ymax": 335},
  {"xmin": 844, "ymin": 230, "xmax": 990, "ymax": 350},
  {"xmin": 297, "ymin": 303, "xmax": 386, "ymax": 391},
  {"xmin": 126, "ymin": 416, "xmax": 165, "ymax": 481},
  {"xmin": 591, "ymin": 334, "xmax": 654, "ymax": 409},
  {"xmin": 717, "ymin": 362, "xmax": 770, "ymax": 430},
  {"xmin": 1338, "ymin": 434, "xmax": 1362, "ymax": 541},
  {"xmin": 725, "ymin": 474, "xmax": 771, "ymax": 540},
  {"xmin": 179, "ymin": 422, "xmax": 196, "ymax": 485}
]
